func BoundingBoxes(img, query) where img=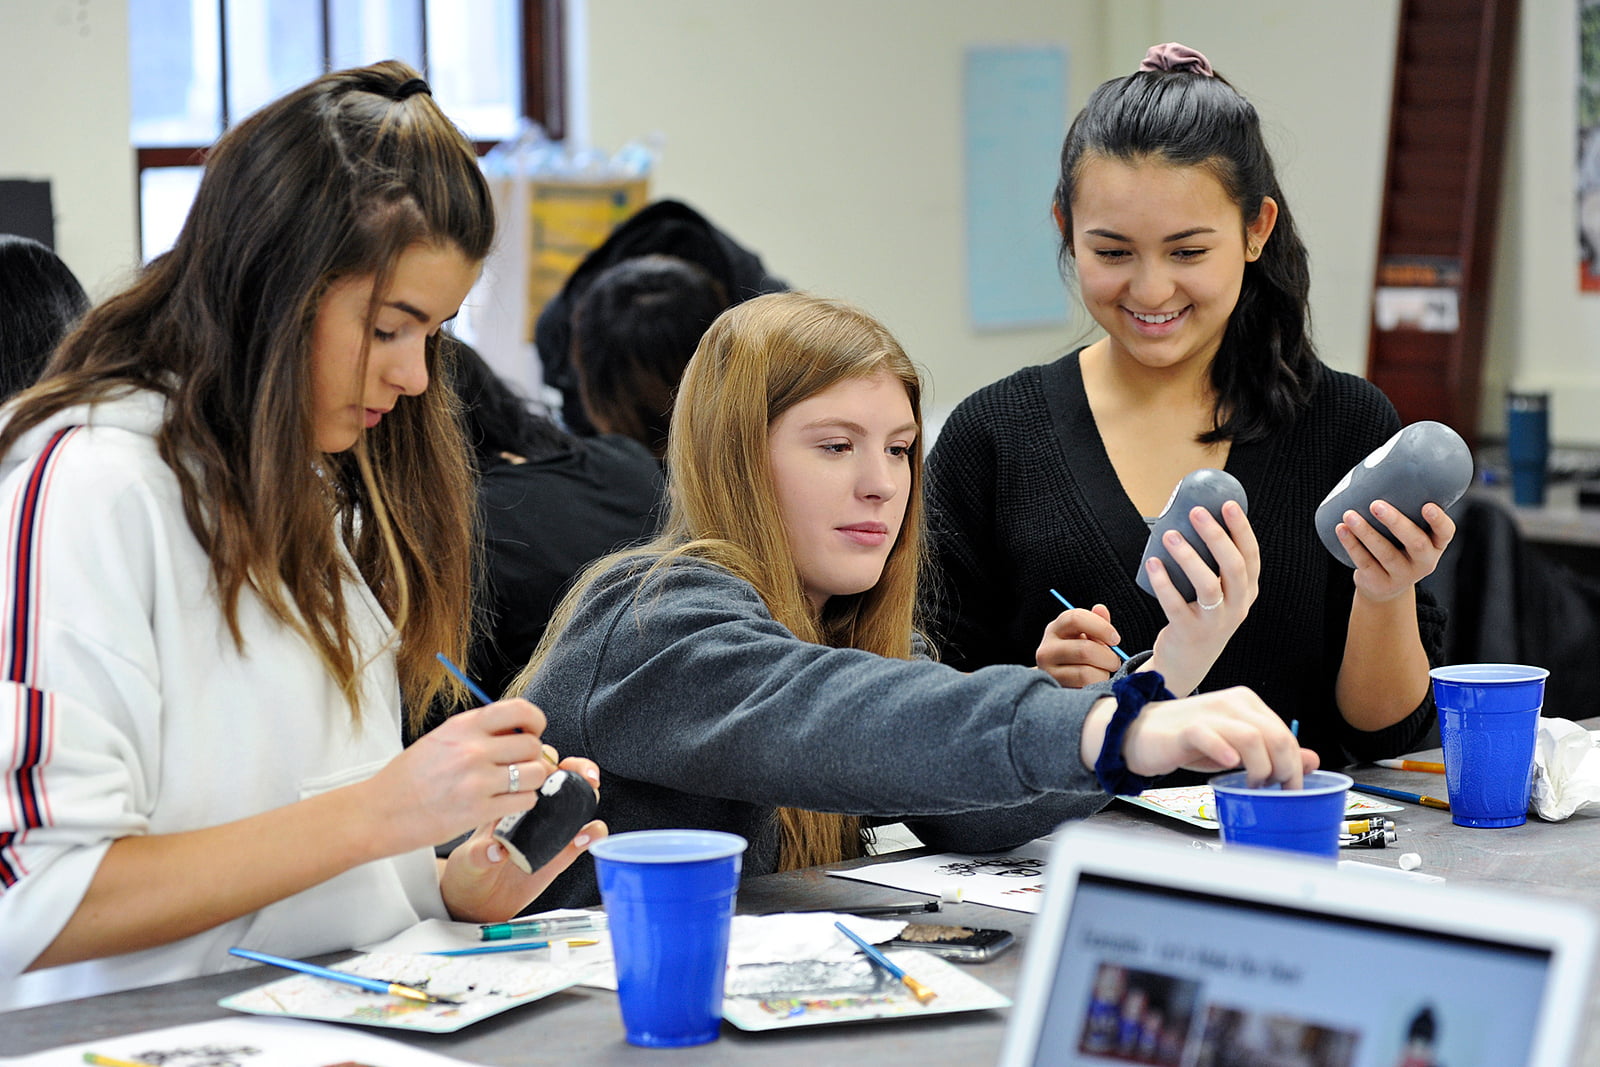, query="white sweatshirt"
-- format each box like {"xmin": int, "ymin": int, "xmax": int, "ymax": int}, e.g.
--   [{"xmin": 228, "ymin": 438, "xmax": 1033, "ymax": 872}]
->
[{"xmin": 0, "ymin": 390, "xmax": 445, "ymax": 1010}]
